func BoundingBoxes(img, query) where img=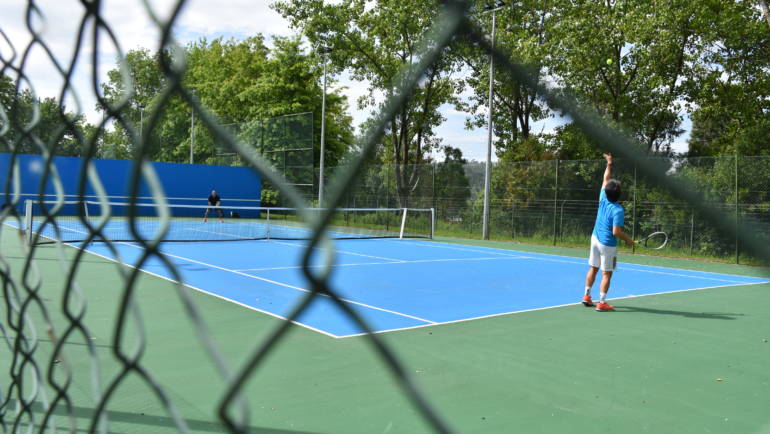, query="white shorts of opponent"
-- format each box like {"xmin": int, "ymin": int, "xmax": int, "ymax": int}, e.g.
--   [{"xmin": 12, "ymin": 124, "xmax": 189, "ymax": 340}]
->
[{"xmin": 588, "ymin": 234, "xmax": 618, "ymax": 272}]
